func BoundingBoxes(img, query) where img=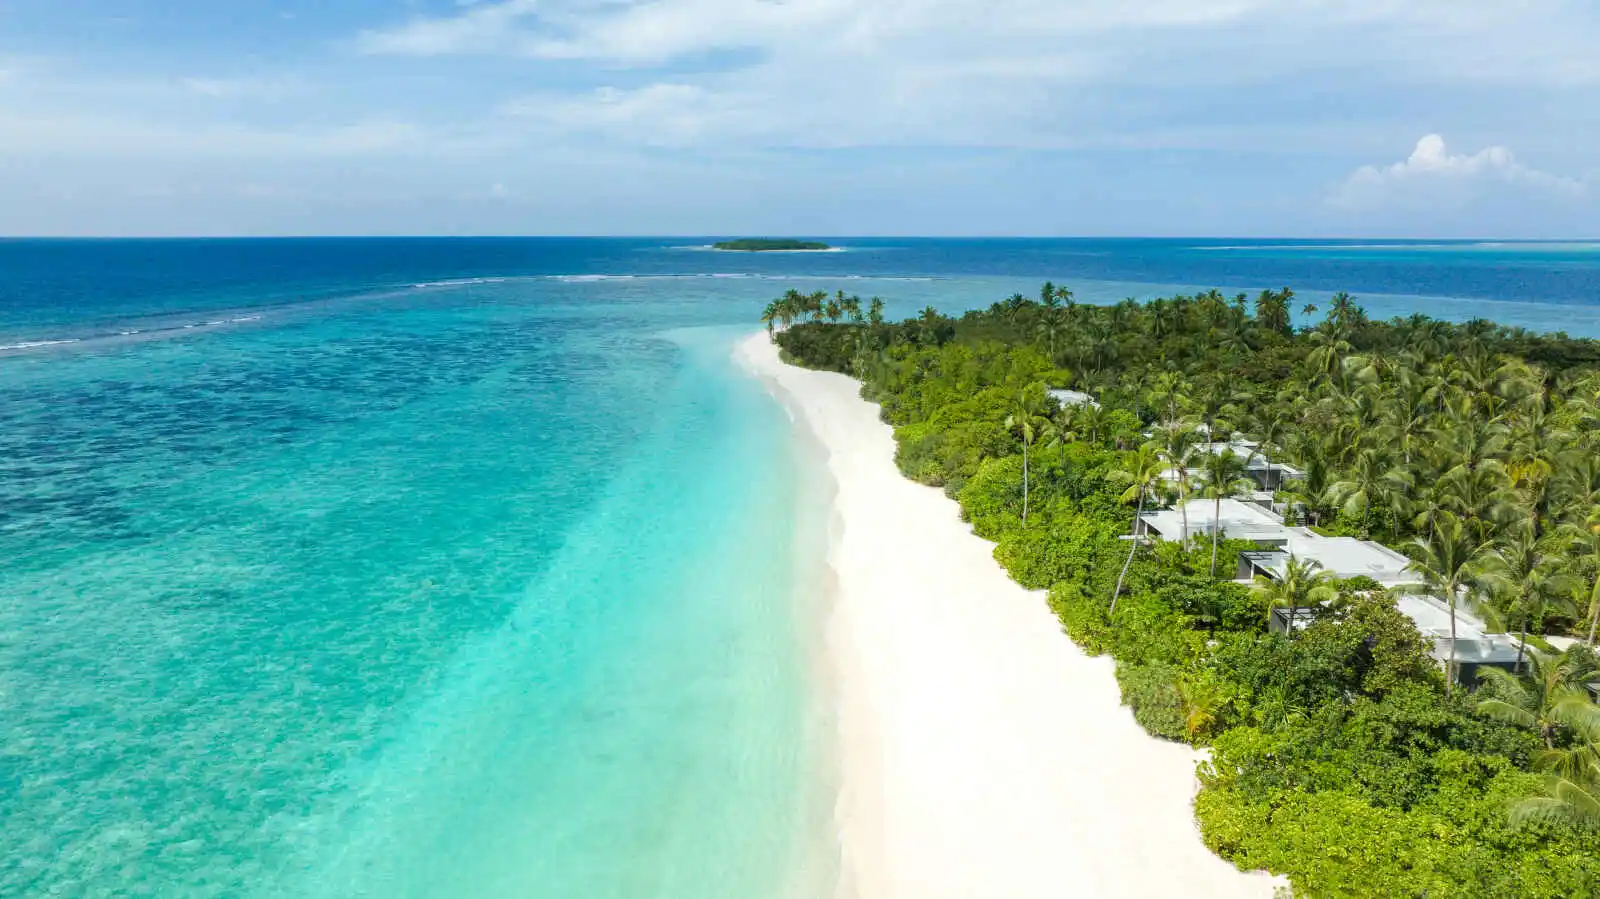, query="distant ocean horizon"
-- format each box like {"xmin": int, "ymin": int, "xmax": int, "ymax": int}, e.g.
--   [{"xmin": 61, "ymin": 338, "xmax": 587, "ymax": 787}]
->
[{"xmin": 2, "ymin": 237, "xmax": 1598, "ymax": 896}]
